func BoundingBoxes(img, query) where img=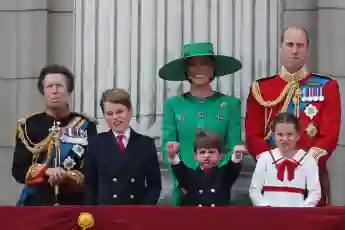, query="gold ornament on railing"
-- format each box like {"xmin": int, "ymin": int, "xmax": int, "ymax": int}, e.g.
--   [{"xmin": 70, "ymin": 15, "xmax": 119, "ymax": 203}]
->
[{"xmin": 78, "ymin": 212, "xmax": 94, "ymax": 229}]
